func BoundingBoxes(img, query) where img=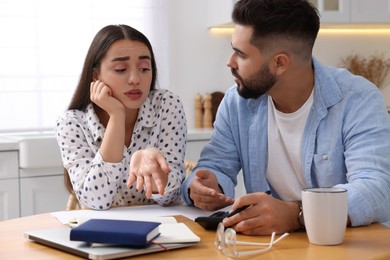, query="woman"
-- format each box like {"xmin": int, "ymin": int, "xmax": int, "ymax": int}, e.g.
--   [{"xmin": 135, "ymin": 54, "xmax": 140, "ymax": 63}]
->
[{"xmin": 55, "ymin": 25, "xmax": 187, "ymax": 210}]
